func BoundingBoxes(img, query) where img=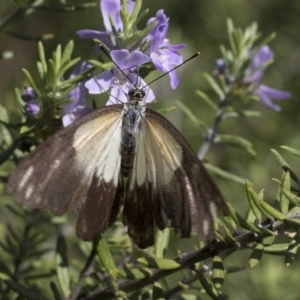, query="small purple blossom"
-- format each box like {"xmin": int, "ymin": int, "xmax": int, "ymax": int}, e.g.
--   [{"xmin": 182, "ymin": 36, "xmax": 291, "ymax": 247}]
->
[
  {"xmin": 214, "ymin": 59, "xmax": 227, "ymax": 75},
  {"xmin": 63, "ymin": 61, "xmax": 93, "ymax": 127},
  {"xmin": 85, "ymin": 49, "xmax": 155, "ymax": 105},
  {"xmin": 22, "ymin": 87, "xmax": 36, "ymax": 102},
  {"xmin": 77, "ymin": 0, "xmax": 135, "ymax": 50},
  {"xmin": 144, "ymin": 10, "xmax": 186, "ymax": 89},
  {"xmin": 24, "ymin": 100, "xmax": 40, "ymax": 117},
  {"xmin": 245, "ymin": 46, "xmax": 291, "ymax": 111}
]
